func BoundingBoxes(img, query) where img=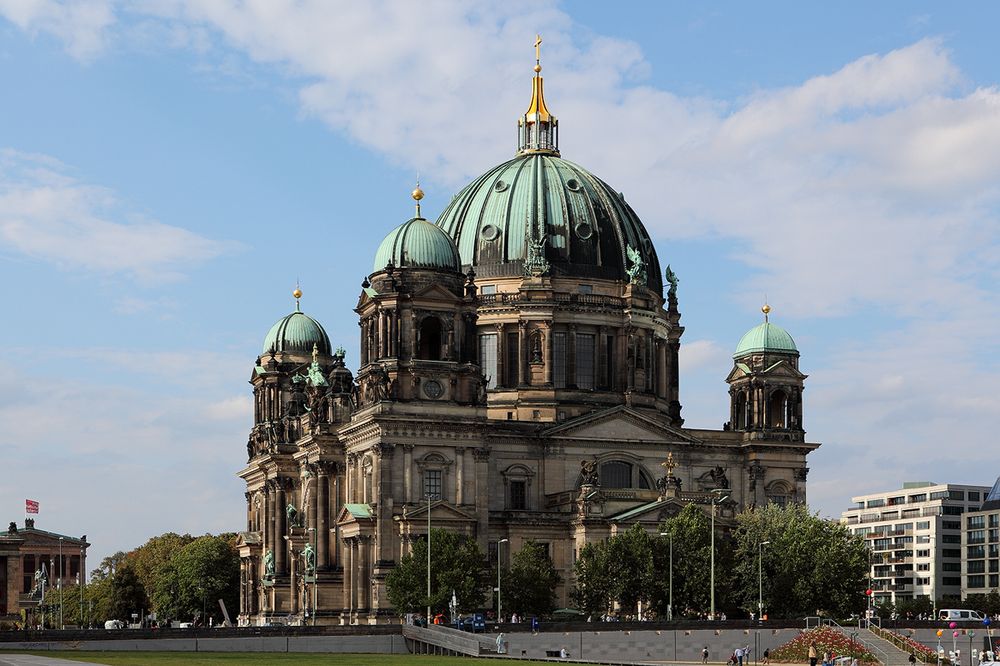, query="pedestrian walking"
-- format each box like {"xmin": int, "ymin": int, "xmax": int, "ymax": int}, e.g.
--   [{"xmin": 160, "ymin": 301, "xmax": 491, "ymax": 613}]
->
[
  {"xmin": 809, "ymin": 642, "xmax": 818, "ymax": 666},
  {"xmin": 703, "ymin": 646, "xmax": 710, "ymax": 664},
  {"xmin": 736, "ymin": 645, "xmax": 746, "ymax": 666},
  {"xmin": 909, "ymin": 653, "xmax": 916, "ymax": 666},
  {"xmin": 763, "ymin": 648, "xmax": 770, "ymax": 665}
]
